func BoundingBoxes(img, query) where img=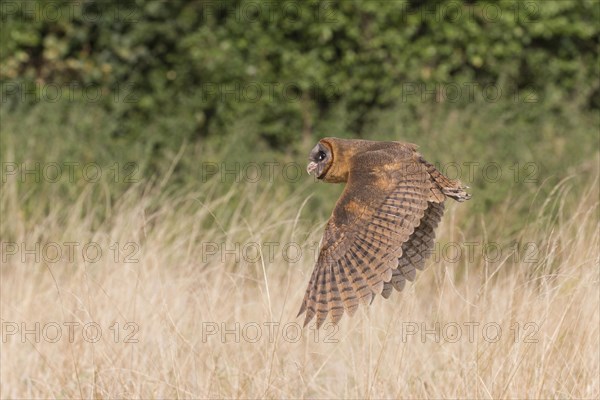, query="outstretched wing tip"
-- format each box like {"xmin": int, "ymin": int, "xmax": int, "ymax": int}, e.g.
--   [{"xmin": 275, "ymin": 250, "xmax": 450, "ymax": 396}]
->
[{"xmin": 302, "ymin": 316, "xmax": 311, "ymax": 328}]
